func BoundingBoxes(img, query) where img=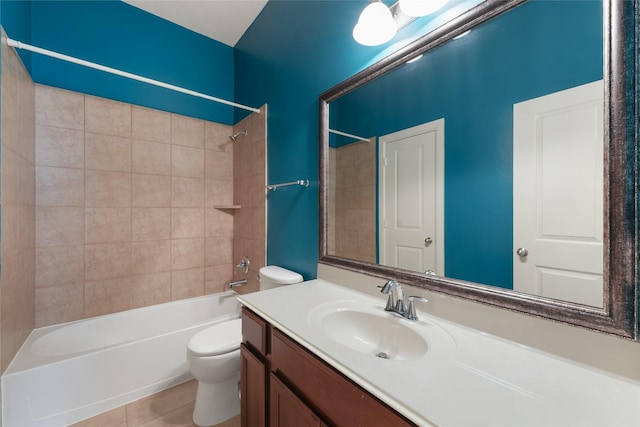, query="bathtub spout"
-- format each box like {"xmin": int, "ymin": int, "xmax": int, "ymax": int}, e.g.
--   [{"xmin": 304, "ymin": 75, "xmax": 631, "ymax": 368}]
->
[{"xmin": 228, "ymin": 279, "xmax": 247, "ymax": 289}]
